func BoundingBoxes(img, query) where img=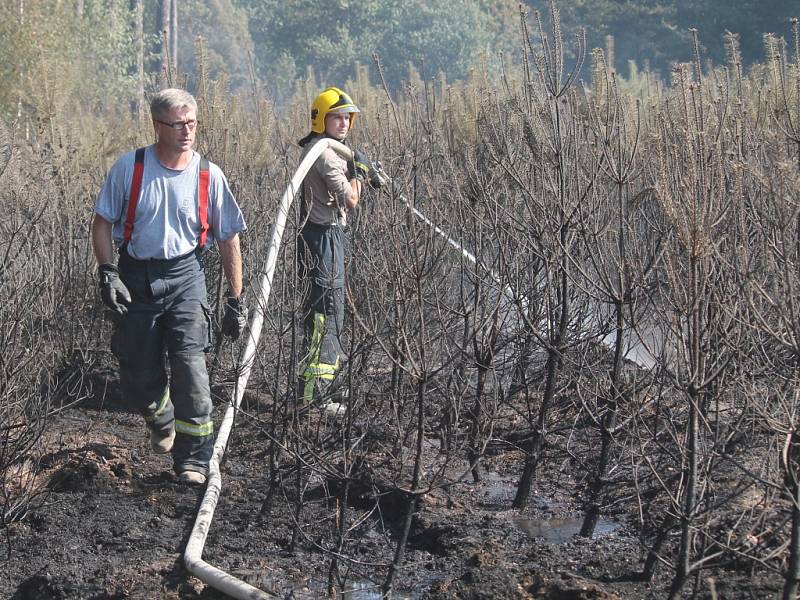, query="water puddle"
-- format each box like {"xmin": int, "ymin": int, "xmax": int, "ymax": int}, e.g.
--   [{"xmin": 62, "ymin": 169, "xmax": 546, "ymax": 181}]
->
[
  {"xmin": 514, "ymin": 516, "xmax": 619, "ymax": 544},
  {"xmin": 300, "ymin": 577, "xmax": 433, "ymax": 599},
  {"xmin": 341, "ymin": 579, "xmax": 425, "ymax": 599}
]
